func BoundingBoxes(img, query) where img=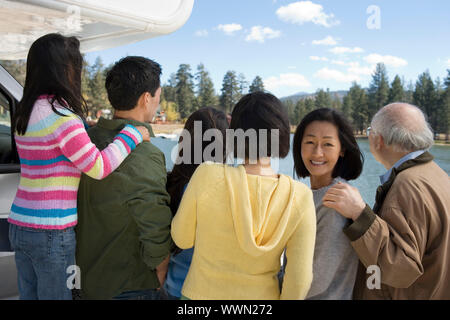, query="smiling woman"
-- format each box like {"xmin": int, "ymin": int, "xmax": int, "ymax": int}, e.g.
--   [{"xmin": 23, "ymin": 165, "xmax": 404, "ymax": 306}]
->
[{"xmin": 290, "ymin": 107, "xmax": 363, "ymax": 300}]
